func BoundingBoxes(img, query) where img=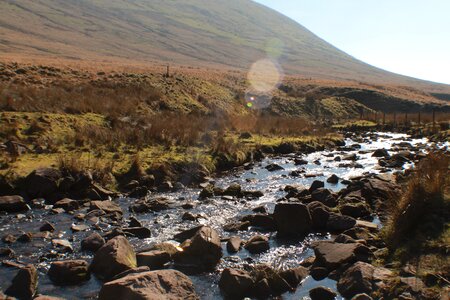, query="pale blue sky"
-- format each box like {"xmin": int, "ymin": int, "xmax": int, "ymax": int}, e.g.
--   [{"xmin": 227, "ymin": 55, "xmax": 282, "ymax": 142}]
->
[{"xmin": 254, "ymin": 0, "xmax": 450, "ymax": 84}]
